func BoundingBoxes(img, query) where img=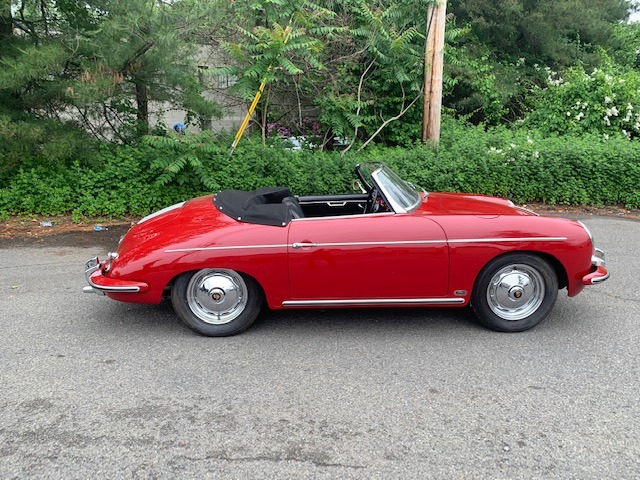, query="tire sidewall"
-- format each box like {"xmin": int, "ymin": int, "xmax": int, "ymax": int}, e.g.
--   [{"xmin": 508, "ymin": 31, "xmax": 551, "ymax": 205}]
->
[
  {"xmin": 471, "ymin": 253, "xmax": 559, "ymax": 332},
  {"xmin": 171, "ymin": 270, "xmax": 263, "ymax": 336}
]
